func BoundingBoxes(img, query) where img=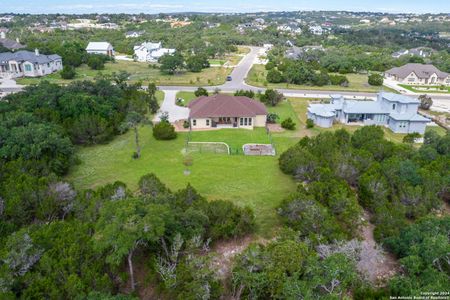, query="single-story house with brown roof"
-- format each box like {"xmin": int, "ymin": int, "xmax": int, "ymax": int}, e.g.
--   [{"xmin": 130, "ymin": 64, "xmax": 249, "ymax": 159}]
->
[
  {"xmin": 385, "ymin": 63, "xmax": 450, "ymax": 86},
  {"xmin": 188, "ymin": 94, "xmax": 267, "ymax": 129}
]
